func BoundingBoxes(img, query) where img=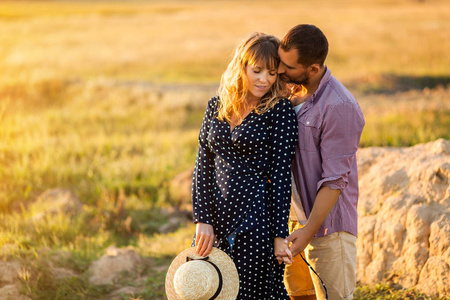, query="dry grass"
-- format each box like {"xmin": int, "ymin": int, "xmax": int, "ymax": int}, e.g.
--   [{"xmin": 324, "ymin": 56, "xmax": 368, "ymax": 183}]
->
[
  {"xmin": 358, "ymin": 86, "xmax": 450, "ymax": 147},
  {"xmin": 0, "ymin": 0, "xmax": 449, "ymax": 85}
]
